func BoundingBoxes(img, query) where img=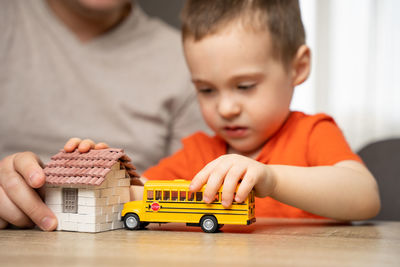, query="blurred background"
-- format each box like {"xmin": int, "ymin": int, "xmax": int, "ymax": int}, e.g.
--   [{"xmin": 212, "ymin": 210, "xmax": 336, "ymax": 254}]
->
[{"xmin": 139, "ymin": 0, "xmax": 400, "ymax": 152}]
